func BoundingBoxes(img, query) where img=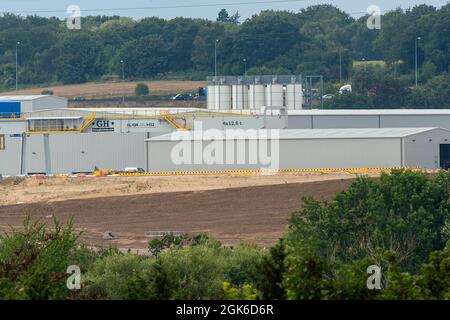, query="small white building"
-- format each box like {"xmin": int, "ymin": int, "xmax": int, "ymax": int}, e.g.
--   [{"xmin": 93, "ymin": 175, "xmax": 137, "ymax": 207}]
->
[
  {"xmin": 145, "ymin": 127, "xmax": 450, "ymax": 172},
  {"xmin": 0, "ymin": 95, "xmax": 68, "ymax": 114}
]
